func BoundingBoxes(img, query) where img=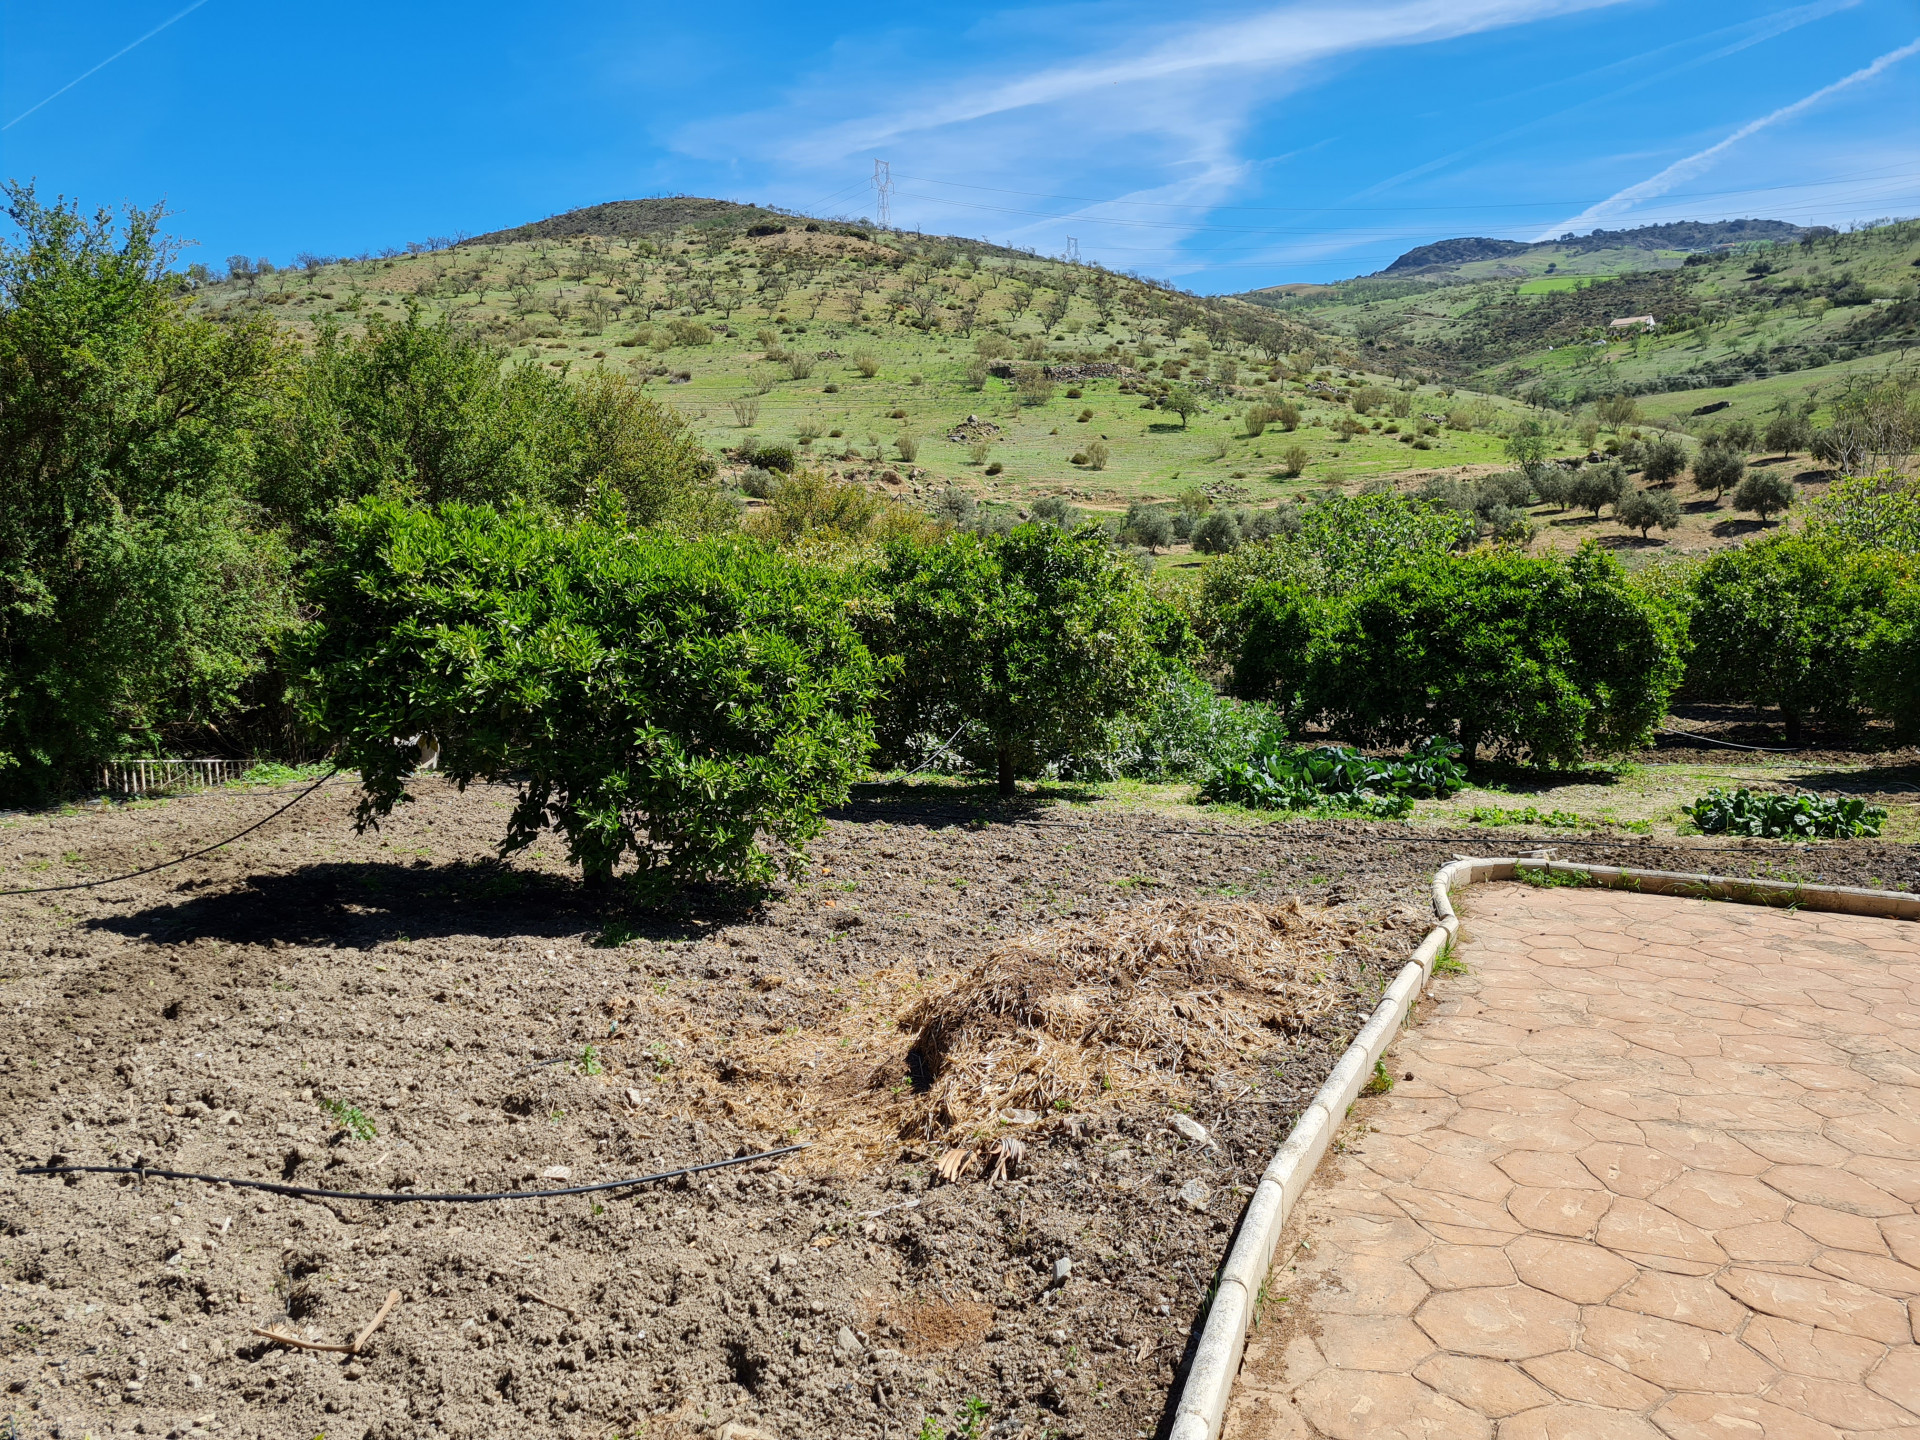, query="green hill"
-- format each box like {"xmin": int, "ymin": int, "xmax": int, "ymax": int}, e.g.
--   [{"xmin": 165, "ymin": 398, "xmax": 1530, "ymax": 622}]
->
[
  {"xmin": 188, "ymin": 199, "xmax": 1543, "ymax": 525},
  {"xmin": 1238, "ymin": 218, "xmax": 1920, "ymax": 429}
]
